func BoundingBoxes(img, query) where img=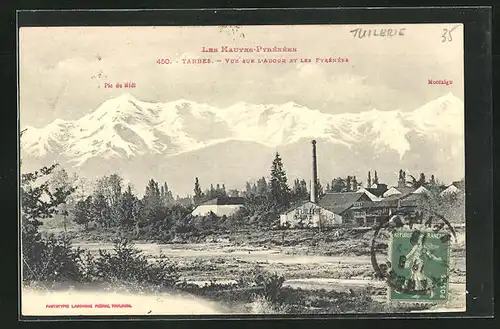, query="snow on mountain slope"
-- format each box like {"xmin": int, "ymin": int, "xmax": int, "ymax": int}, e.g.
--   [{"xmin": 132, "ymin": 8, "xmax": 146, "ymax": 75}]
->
[{"xmin": 20, "ymin": 92, "xmax": 464, "ymax": 167}]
